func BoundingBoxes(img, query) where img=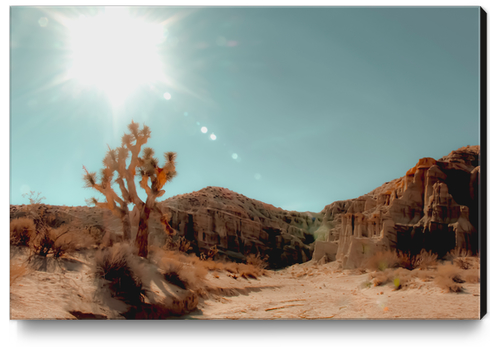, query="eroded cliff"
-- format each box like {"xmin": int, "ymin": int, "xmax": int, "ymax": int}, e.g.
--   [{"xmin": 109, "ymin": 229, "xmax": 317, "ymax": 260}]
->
[{"xmin": 314, "ymin": 146, "xmax": 480, "ymax": 268}]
